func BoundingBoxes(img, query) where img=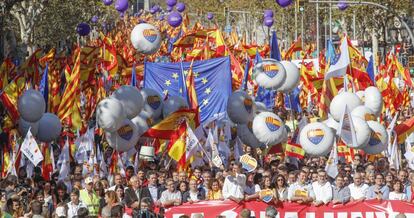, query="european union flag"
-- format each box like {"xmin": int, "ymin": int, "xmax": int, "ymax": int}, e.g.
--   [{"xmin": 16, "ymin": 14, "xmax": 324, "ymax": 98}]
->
[
  {"xmin": 367, "ymin": 55, "xmax": 375, "ymax": 85},
  {"xmin": 39, "ymin": 62, "xmax": 49, "ymax": 111},
  {"xmin": 144, "ymin": 57, "xmax": 232, "ymax": 123},
  {"xmin": 256, "ymin": 86, "xmax": 276, "ymax": 109},
  {"xmin": 284, "ymin": 87, "xmax": 302, "ymax": 113}
]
